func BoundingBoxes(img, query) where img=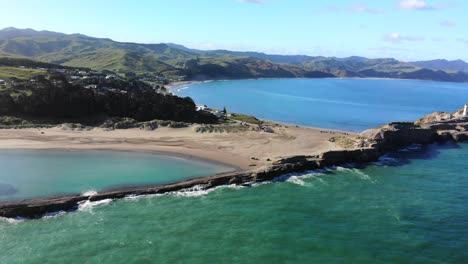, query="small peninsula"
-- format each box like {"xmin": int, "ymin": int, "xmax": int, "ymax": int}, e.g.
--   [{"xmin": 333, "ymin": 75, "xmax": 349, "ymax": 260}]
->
[{"xmin": 0, "ymin": 105, "xmax": 467, "ymax": 219}]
